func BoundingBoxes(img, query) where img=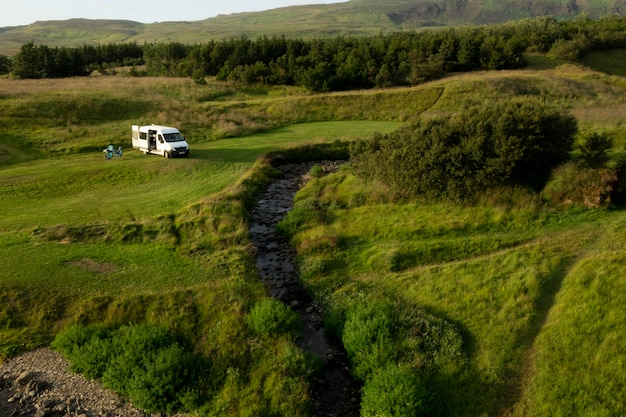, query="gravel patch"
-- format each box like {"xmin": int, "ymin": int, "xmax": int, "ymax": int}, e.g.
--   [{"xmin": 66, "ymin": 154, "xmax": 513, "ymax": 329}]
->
[{"xmin": 0, "ymin": 347, "xmax": 178, "ymax": 417}]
